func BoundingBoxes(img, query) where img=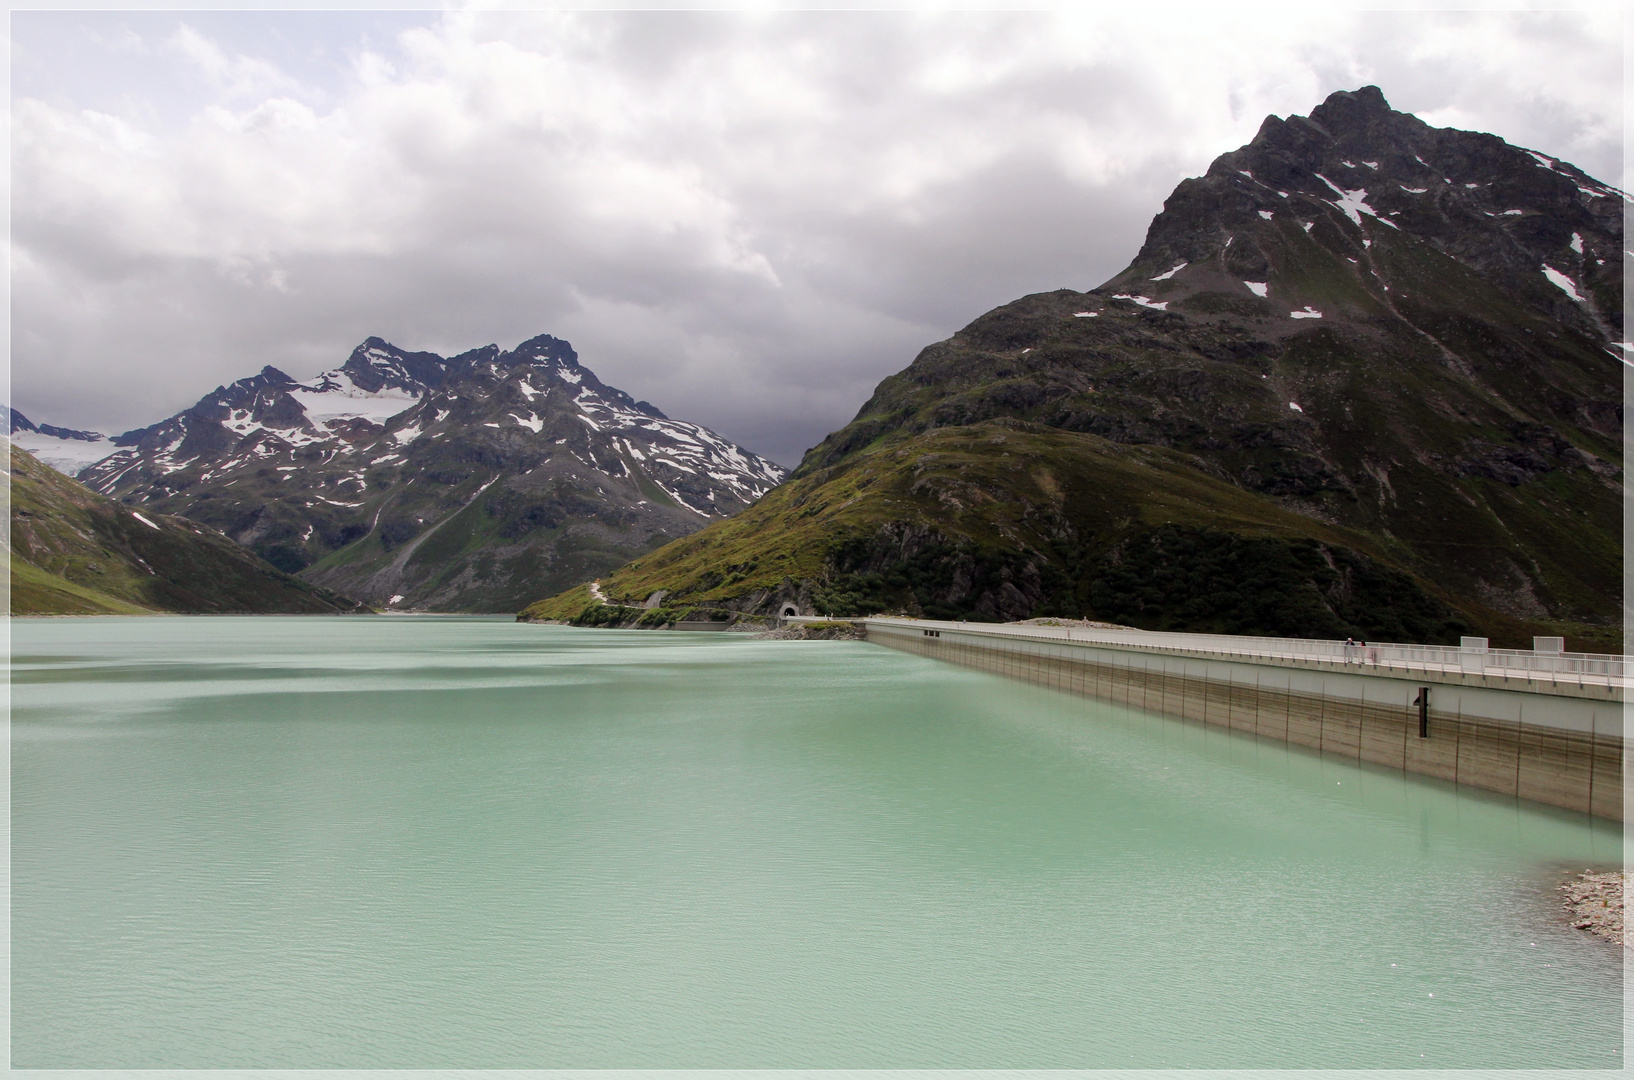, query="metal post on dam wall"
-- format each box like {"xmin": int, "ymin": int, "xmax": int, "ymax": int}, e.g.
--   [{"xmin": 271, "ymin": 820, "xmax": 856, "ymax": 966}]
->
[{"xmin": 852, "ymin": 617, "xmax": 1626, "ymax": 822}]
